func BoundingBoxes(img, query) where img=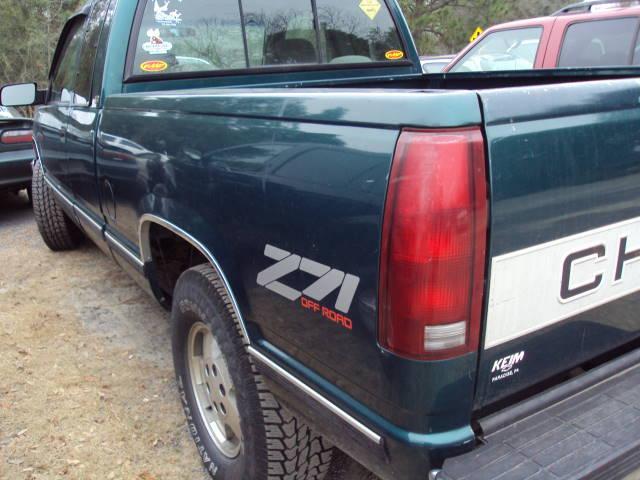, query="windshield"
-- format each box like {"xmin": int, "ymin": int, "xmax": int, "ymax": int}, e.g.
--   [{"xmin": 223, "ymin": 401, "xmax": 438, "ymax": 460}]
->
[{"xmin": 450, "ymin": 27, "xmax": 543, "ymax": 72}]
